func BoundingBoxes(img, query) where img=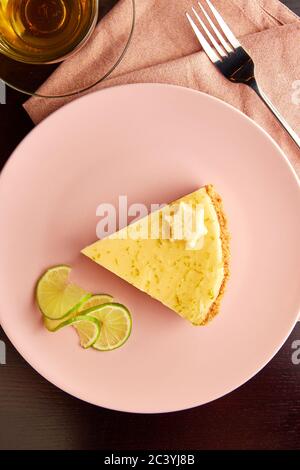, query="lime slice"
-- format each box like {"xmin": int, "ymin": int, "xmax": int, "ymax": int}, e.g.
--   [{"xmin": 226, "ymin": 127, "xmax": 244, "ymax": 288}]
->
[
  {"xmin": 43, "ymin": 308, "xmax": 80, "ymax": 332},
  {"xmin": 78, "ymin": 294, "xmax": 114, "ymax": 313},
  {"xmin": 43, "ymin": 313, "xmax": 74, "ymax": 332},
  {"xmin": 36, "ymin": 265, "xmax": 91, "ymax": 320},
  {"xmin": 85, "ymin": 303, "xmax": 132, "ymax": 351},
  {"xmin": 58, "ymin": 315, "xmax": 101, "ymax": 349},
  {"xmin": 43, "ymin": 293, "xmax": 113, "ymax": 332}
]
